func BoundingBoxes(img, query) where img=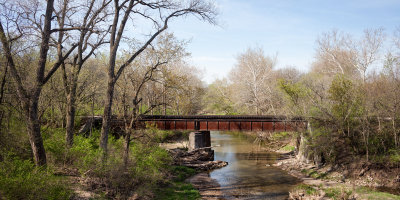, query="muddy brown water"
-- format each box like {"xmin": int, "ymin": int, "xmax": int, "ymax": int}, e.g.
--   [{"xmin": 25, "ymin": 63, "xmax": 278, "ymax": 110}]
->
[{"xmin": 208, "ymin": 131, "xmax": 301, "ymax": 200}]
